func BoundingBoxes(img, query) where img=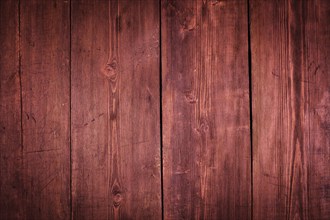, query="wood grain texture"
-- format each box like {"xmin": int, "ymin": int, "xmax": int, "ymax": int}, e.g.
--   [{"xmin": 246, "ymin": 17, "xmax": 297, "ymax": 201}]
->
[
  {"xmin": 20, "ymin": 0, "xmax": 71, "ymax": 219},
  {"xmin": 162, "ymin": 0, "xmax": 251, "ymax": 219},
  {"xmin": 71, "ymin": 0, "xmax": 161, "ymax": 219},
  {"xmin": 251, "ymin": 0, "xmax": 330, "ymax": 219},
  {"xmin": 0, "ymin": 0, "xmax": 23, "ymax": 219},
  {"xmin": 1, "ymin": 0, "xmax": 330, "ymax": 219}
]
